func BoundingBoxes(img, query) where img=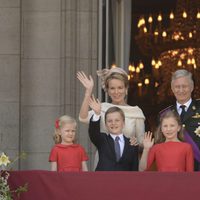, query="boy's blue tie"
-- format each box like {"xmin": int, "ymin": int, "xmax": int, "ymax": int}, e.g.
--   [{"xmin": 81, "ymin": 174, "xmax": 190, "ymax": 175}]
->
[{"xmin": 114, "ymin": 136, "xmax": 121, "ymax": 161}]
